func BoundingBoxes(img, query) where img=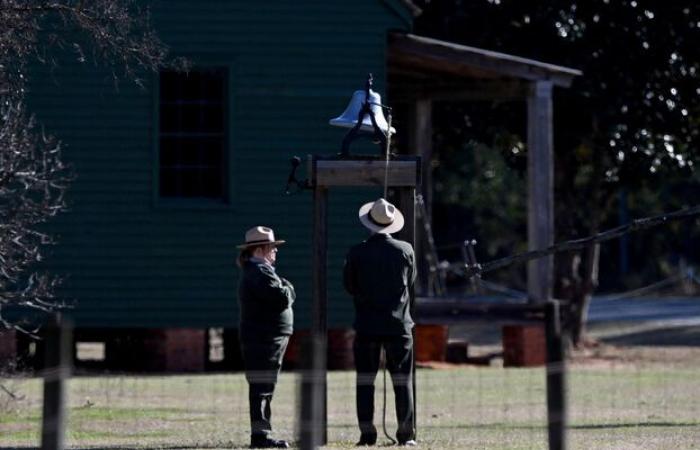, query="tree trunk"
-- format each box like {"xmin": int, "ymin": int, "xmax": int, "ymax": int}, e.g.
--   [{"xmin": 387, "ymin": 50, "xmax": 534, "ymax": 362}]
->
[{"xmin": 556, "ymin": 241, "xmax": 600, "ymax": 348}]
